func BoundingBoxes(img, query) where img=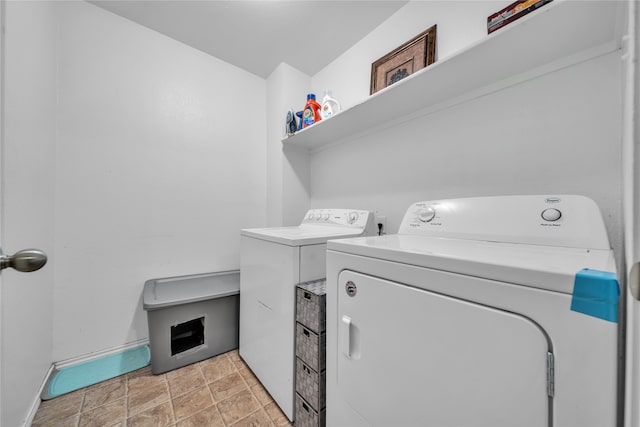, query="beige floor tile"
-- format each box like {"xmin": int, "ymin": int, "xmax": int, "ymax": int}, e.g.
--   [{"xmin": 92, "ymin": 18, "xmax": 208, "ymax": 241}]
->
[
  {"xmin": 32, "ymin": 388, "xmax": 85, "ymax": 426},
  {"xmin": 34, "ymin": 350, "xmax": 276, "ymax": 427},
  {"xmin": 172, "ymin": 386, "xmax": 214, "ymax": 422},
  {"xmin": 238, "ymin": 367, "xmax": 260, "ymax": 387},
  {"xmin": 200, "ymin": 354, "xmax": 236, "ymax": 383},
  {"xmin": 166, "ymin": 362, "xmax": 201, "ymax": 381},
  {"xmin": 231, "ymin": 409, "xmax": 274, "ymax": 427},
  {"xmin": 127, "ymin": 370, "xmax": 167, "ymax": 395},
  {"xmin": 82, "ymin": 377, "xmax": 126, "ymax": 411},
  {"xmin": 126, "ymin": 401, "xmax": 174, "ymax": 427},
  {"xmin": 250, "ymin": 383, "xmax": 273, "ymax": 406},
  {"xmin": 168, "ymin": 368, "xmax": 205, "ymax": 398},
  {"xmin": 176, "ymin": 405, "xmax": 225, "ymax": 427},
  {"xmin": 33, "ymin": 413, "xmax": 79, "ymax": 427},
  {"xmin": 227, "ymin": 349, "xmax": 245, "ymax": 367},
  {"xmin": 78, "ymin": 398, "xmax": 126, "ymax": 427},
  {"xmin": 217, "ymin": 389, "xmax": 261, "ymax": 426},
  {"xmin": 209, "ymin": 372, "xmax": 247, "ymax": 402},
  {"xmin": 263, "ymin": 402, "xmax": 290, "ymax": 426},
  {"xmin": 127, "ymin": 365, "xmax": 153, "ymax": 379},
  {"xmin": 127, "ymin": 383, "xmax": 170, "ymax": 417}
]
